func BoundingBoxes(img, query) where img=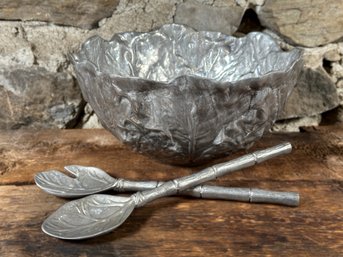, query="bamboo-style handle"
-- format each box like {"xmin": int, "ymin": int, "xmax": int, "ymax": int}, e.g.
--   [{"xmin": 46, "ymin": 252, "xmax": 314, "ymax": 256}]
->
[
  {"xmin": 134, "ymin": 143, "xmax": 292, "ymax": 207},
  {"xmin": 121, "ymin": 181, "xmax": 299, "ymax": 207},
  {"xmin": 182, "ymin": 186, "xmax": 299, "ymax": 207}
]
